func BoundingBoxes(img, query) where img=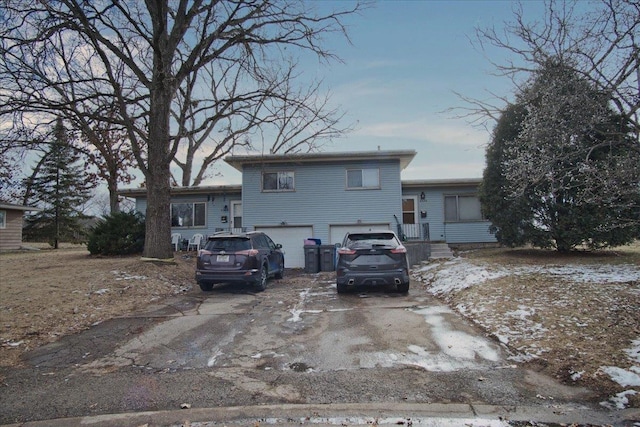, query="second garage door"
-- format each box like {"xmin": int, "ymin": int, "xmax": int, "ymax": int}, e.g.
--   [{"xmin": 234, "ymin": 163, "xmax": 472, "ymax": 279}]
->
[{"xmin": 254, "ymin": 226, "xmax": 313, "ymax": 269}]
